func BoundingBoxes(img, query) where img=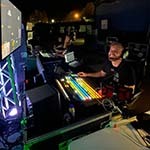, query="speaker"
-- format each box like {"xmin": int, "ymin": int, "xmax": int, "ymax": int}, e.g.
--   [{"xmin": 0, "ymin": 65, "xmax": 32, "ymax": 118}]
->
[{"xmin": 25, "ymin": 84, "xmax": 62, "ymax": 139}]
